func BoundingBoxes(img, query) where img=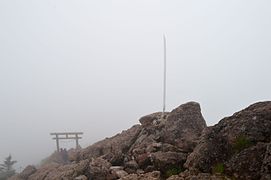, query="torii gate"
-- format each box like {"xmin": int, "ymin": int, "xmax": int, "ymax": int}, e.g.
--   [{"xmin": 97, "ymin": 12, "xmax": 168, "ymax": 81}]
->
[{"xmin": 50, "ymin": 132, "xmax": 83, "ymax": 152}]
